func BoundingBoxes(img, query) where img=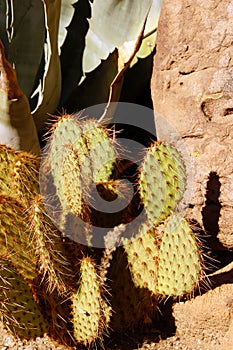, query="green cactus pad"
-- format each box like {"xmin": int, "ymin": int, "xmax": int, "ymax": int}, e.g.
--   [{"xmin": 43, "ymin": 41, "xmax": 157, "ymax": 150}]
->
[
  {"xmin": 124, "ymin": 214, "xmax": 202, "ymax": 297},
  {"xmin": 60, "ymin": 148, "xmax": 88, "ymax": 218},
  {"xmin": 11, "ymin": 151, "xmax": 40, "ymax": 206},
  {"xmin": 81, "ymin": 119, "xmax": 116, "ymax": 183},
  {"xmin": 29, "ymin": 195, "xmax": 70, "ymax": 294},
  {"xmin": 139, "ymin": 142, "xmax": 186, "ymax": 226},
  {"xmin": 0, "ymin": 145, "xmax": 39, "ymax": 206},
  {"xmin": 49, "ymin": 116, "xmax": 116, "ymax": 221},
  {"xmin": 49, "ymin": 115, "xmax": 84, "ymax": 217},
  {"xmin": 123, "ymin": 223, "xmax": 159, "ymax": 295},
  {"xmin": 72, "ymin": 257, "xmax": 111, "ymax": 346},
  {"xmin": 0, "ymin": 145, "xmax": 16, "ymax": 194},
  {"xmin": 0, "ymin": 195, "xmax": 37, "ymax": 282},
  {"xmin": 0, "ymin": 257, "xmax": 48, "ymax": 339},
  {"xmin": 157, "ymin": 214, "xmax": 202, "ymax": 296}
]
